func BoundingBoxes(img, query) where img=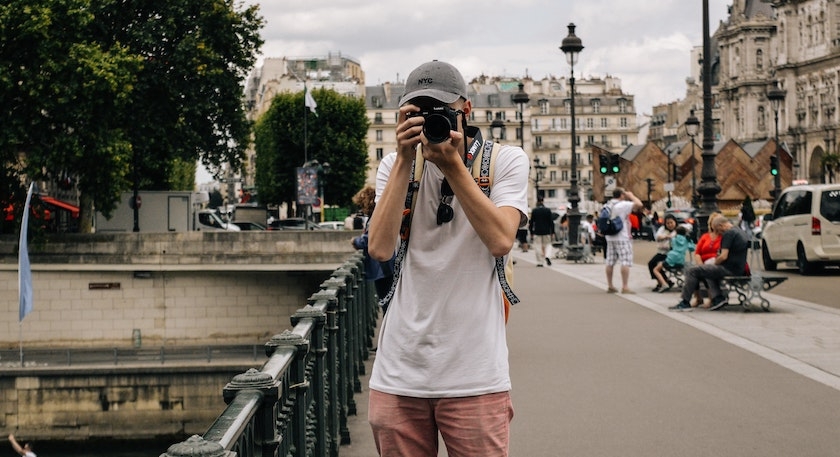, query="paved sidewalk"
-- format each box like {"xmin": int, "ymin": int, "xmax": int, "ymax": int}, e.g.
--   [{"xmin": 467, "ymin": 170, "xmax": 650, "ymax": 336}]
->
[
  {"xmin": 340, "ymin": 249, "xmax": 840, "ymax": 457},
  {"xmin": 520, "ymin": 249, "xmax": 840, "ymax": 390}
]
